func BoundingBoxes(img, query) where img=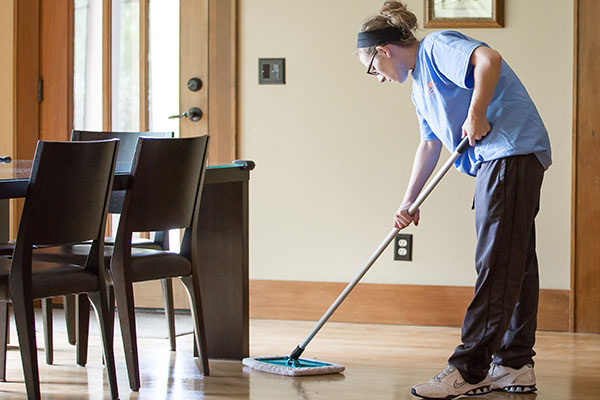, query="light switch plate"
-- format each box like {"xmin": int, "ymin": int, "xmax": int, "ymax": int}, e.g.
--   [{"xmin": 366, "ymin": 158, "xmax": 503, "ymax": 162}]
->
[{"xmin": 259, "ymin": 58, "xmax": 285, "ymax": 84}]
